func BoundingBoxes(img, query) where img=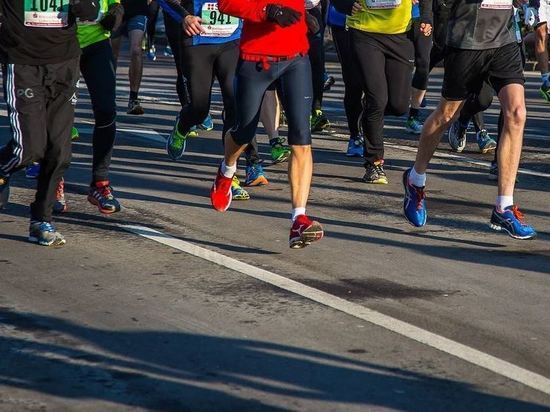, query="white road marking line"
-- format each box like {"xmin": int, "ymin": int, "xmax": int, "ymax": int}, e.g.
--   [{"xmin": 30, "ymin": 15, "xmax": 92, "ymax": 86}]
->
[{"xmin": 122, "ymin": 224, "xmax": 550, "ymax": 396}]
